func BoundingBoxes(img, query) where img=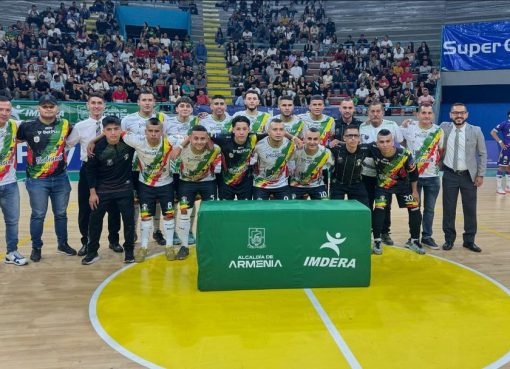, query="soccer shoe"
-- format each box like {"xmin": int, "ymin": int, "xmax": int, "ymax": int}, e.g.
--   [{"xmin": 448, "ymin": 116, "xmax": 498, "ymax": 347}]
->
[
  {"xmin": 81, "ymin": 253, "xmax": 100, "ymax": 265},
  {"xmin": 135, "ymin": 248, "xmax": 149, "ymax": 263},
  {"xmin": 30, "ymin": 248, "xmax": 41, "ymax": 262},
  {"xmin": 57, "ymin": 243, "xmax": 77, "ymax": 256},
  {"xmin": 497, "ymin": 187, "xmax": 506, "ymax": 195},
  {"xmin": 408, "ymin": 240, "xmax": 426, "ymax": 255},
  {"xmin": 153, "ymin": 230, "xmax": 166, "ymax": 246},
  {"xmin": 173, "ymin": 233, "xmax": 182, "ymax": 246},
  {"xmin": 188, "ymin": 232, "xmax": 196, "ymax": 245},
  {"xmin": 4, "ymin": 250, "xmax": 28, "ymax": 266},
  {"xmin": 165, "ymin": 246, "xmax": 176, "ymax": 261},
  {"xmin": 372, "ymin": 240, "xmax": 383, "ymax": 255},
  {"xmin": 381, "ymin": 233, "xmax": 394, "ymax": 246},
  {"xmin": 176, "ymin": 246, "xmax": 190, "ymax": 260},
  {"xmin": 421, "ymin": 237, "xmax": 439, "ymax": 250}
]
